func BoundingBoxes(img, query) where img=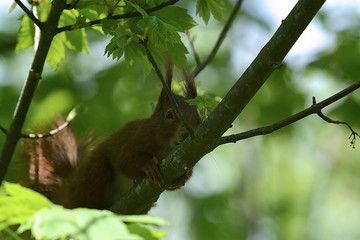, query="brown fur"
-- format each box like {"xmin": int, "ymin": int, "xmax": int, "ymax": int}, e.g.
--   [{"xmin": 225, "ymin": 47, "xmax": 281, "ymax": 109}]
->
[{"xmin": 21, "ymin": 65, "xmax": 200, "ymax": 211}]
